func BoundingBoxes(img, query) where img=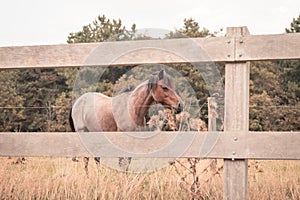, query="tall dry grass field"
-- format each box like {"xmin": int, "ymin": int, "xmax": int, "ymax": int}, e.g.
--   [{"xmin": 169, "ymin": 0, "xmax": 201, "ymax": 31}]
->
[{"xmin": 0, "ymin": 157, "xmax": 299, "ymax": 200}]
